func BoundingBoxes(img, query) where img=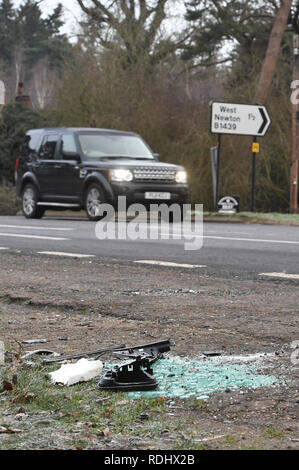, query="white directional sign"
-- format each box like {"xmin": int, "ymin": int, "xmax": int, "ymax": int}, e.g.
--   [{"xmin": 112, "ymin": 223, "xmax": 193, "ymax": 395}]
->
[{"xmin": 210, "ymin": 101, "xmax": 271, "ymax": 136}]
